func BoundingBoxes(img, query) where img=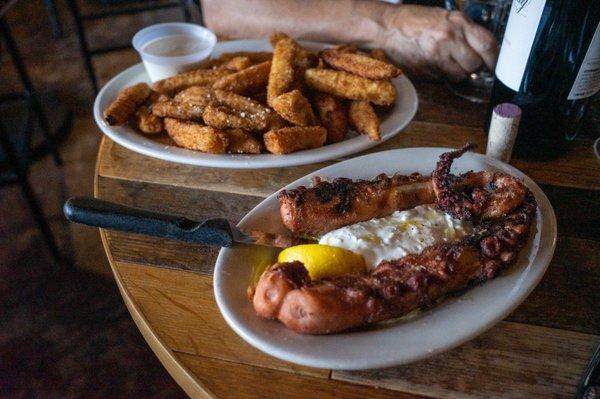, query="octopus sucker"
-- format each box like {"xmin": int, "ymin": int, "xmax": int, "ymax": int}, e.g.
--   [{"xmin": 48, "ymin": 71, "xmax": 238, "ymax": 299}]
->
[{"xmin": 254, "ymin": 145, "xmax": 537, "ymax": 334}]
